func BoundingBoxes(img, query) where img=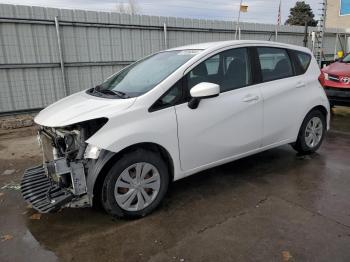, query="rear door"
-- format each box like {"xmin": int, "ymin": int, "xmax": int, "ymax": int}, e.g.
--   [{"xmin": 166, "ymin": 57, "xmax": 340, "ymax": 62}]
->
[{"xmin": 256, "ymin": 47, "xmax": 311, "ymax": 146}]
